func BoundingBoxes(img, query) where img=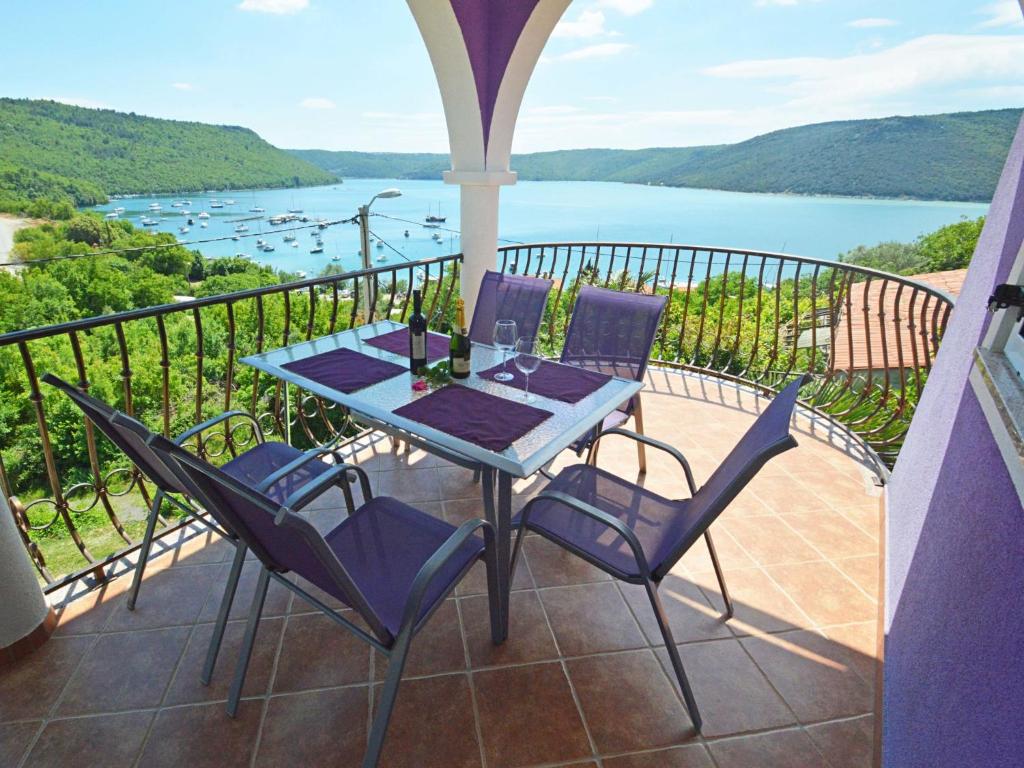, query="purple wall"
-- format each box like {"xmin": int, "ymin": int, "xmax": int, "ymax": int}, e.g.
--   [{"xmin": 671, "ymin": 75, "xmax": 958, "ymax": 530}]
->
[
  {"xmin": 449, "ymin": 0, "xmax": 541, "ymax": 151},
  {"xmin": 884, "ymin": 115, "xmax": 1024, "ymax": 766}
]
